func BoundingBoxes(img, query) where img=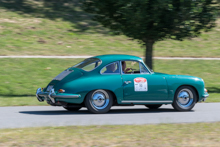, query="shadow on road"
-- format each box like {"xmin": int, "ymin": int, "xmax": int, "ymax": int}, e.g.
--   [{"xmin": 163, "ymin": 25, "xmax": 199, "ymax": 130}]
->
[{"xmin": 19, "ymin": 108, "xmax": 193, "ymax": 115}]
